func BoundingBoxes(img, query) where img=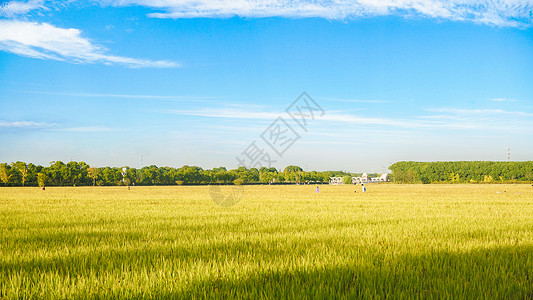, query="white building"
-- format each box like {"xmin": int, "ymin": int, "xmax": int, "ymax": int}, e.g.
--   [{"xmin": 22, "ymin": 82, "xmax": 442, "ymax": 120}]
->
[
  {"xmin": 370, "ymin": 173, "xmax": 390, "ymax": 182},
  {"xmin": 354, "ymin": 172, "xmax": 390, "ymax": 184},
  {"xmin": 362, "ymin": 172, "xmax": 369, "ymax": 182},
  {"xmin": 329, "ymin": 177, "xmax": 343, "ymax": 185},
  {"xmin": 333, "ymin": 172, "xmax": 390, "ymax": 185},
  {"xmin": 352, "ymin": 172, "xmax": 368, "ymax": 184},
  {"xmin": 380, "ymin": 173, "xmax": 390, "ymax": 181}
]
